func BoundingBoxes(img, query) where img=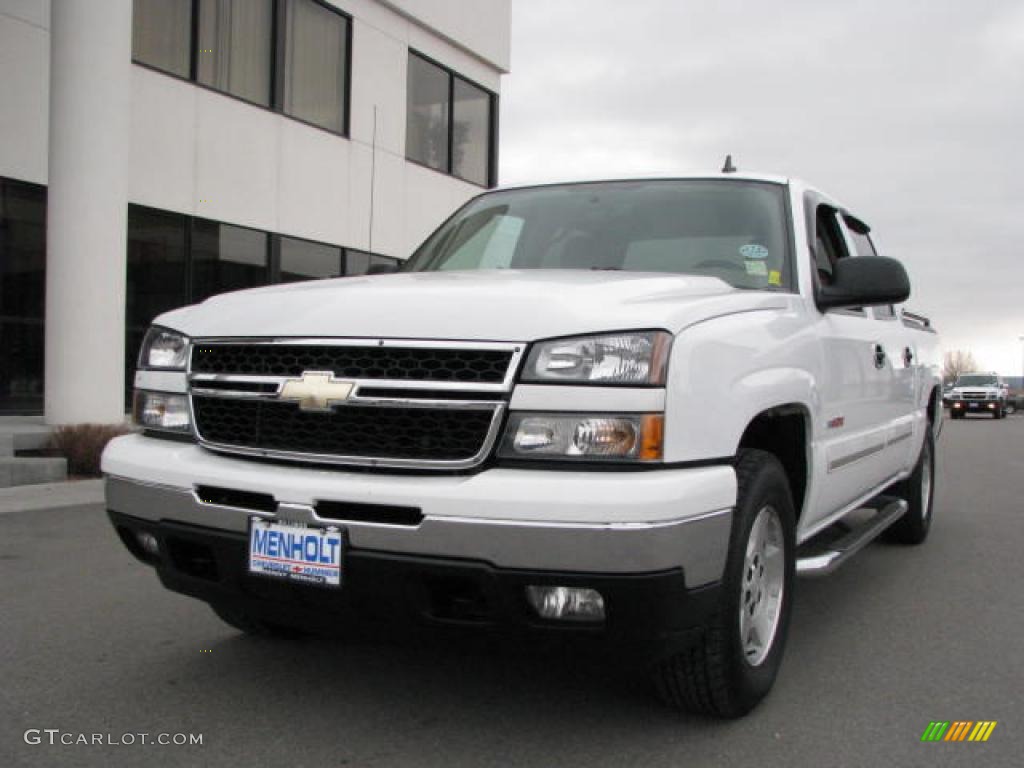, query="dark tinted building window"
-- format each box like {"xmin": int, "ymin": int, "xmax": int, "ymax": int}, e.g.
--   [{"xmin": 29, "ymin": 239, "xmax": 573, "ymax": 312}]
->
[
  {"xmin": 192, "ymin": 220, "xmax": 269, "ymax": 302},
  {"xmin": 345, "ymin": 249, "xmax": 400, "ymax": 276},
  {"xmin": 11, "ymin": 192, "xmax": 368, "ymax": 413},
  {"xmin": 0, "ymin": 179, "xmax": 46, "ymax": 413},
  {"xmin": 279, "ymin": 236, "xmax": 342, "ymax": 282},
  {"xmin": 406, "ymin": 53, "xmax": 450, "ymax": 173},
  {"xmin": 132, "ymin": 0, "xmax": 193, "ymax": 78},
  {"xmin": 283, "ymin": 0, "xmax": 350, "ymax": 133},
  {"xmin": 406, "ymin": 52, "xmax": 495, "ymax": 187},
  {"xmin": 197, "ymin": 0, "xmax": 274, "ymax": 106},
  {"xmin": 452, "ymin": 78, "xmax": 491, "ymax": 186},
  {"xmin": 126, "ymin": 206, "xmax": 189, "ymax": 389},
  {"xmin": 124, "ymin": 209, "xmax": 350, "ymax": 380}
]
